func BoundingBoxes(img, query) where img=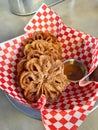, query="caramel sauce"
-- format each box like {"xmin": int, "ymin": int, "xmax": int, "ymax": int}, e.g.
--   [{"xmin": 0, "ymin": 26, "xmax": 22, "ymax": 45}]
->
[{"xmin": 64, "ymin": 63, "xmax": 84, "ymax": 81}]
